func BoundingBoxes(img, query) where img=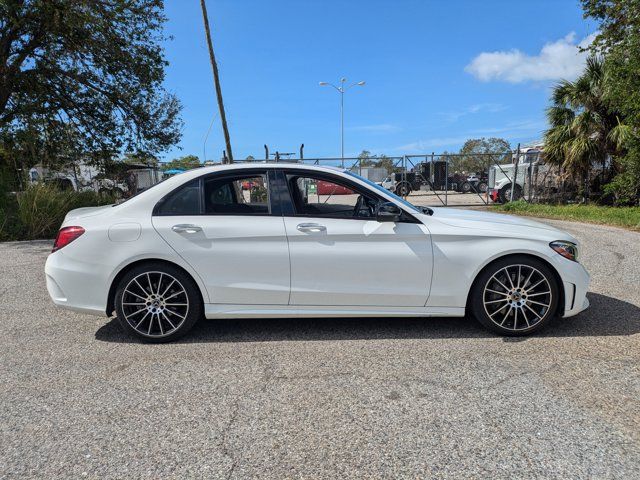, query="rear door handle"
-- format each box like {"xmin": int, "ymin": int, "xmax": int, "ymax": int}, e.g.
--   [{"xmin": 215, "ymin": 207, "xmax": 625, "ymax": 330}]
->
[
  {"xmin": 172, "ymin": 224, "xmax": 202, "ymax": 234},
  {"xmin": 296, "ymin": 223, "xmax": 326, "ymax": 233}
]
